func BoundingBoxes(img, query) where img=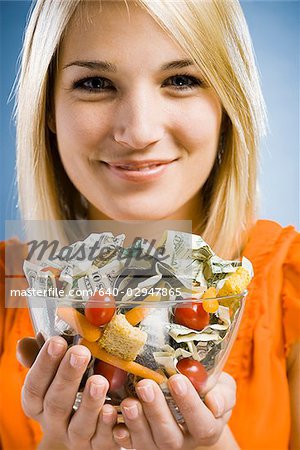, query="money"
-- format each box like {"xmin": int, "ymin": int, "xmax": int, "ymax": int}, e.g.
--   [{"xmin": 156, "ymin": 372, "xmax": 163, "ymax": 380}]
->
[
  {"xmin": 153, "ymin": 344, "xmax": 192, "ymax": 376},
  {"xmin": 159, "ymin": 230, "xmax": 253, "ymax": 289},
  {"xmin": 90, "ymin": 233, "xmax": 126, "ymax": 268},
  {"xmin": 24, "ymin": 230, "xmax": 253, "ymax": 304},
  {"xmin": 168, "ymin": 324, "xmax": 221, "ymax": 343},
  {"xmin": 23, "ymin": 260, "xmax": 55, "ymax": 293},
  {"xmin": 77, "ymin": 258, "xmax": 124, "ymax": 299}
]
